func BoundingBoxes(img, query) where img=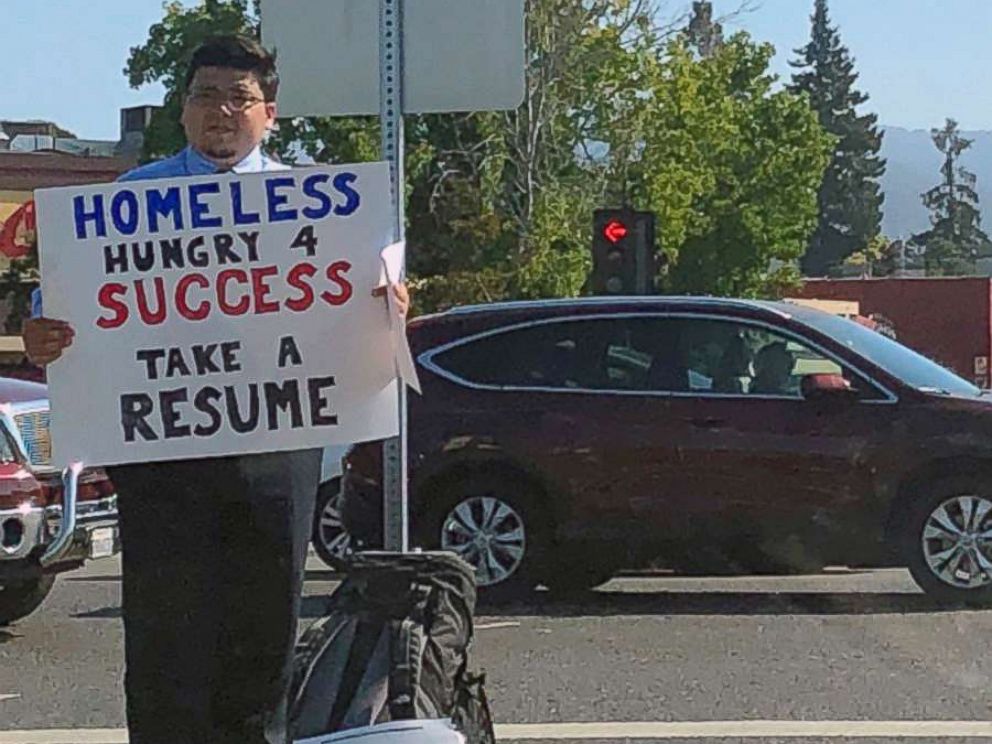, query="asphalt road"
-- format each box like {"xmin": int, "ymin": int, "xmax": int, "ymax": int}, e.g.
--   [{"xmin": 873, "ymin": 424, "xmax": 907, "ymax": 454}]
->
[{"xmin": 3, "ymin": 556, "xmax": 992, "ymax": 742}]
